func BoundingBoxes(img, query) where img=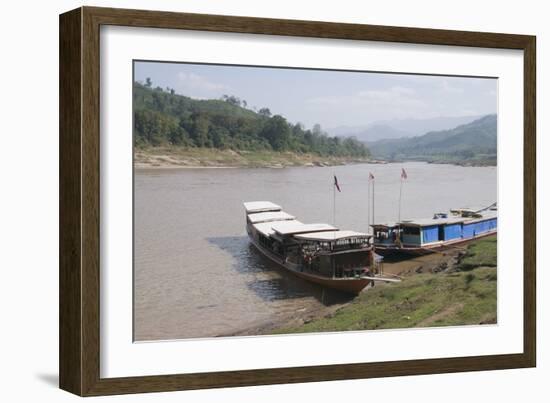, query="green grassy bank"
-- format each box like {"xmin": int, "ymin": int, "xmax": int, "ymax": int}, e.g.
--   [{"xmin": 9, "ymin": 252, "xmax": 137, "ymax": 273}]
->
[{"xmin": 273, "ymin": 236, "xmax": 497, "ymax": 334}]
